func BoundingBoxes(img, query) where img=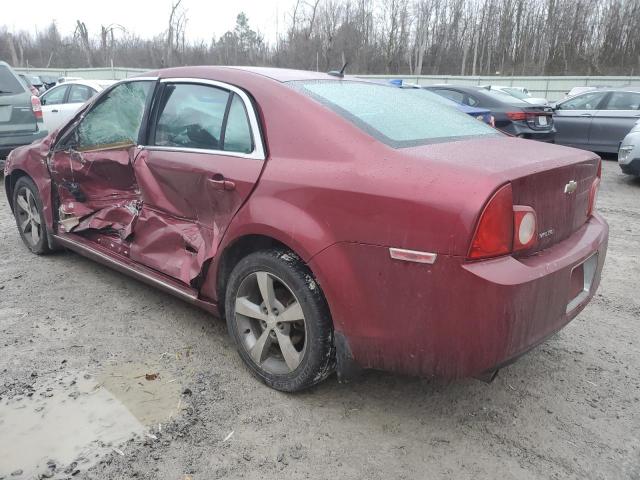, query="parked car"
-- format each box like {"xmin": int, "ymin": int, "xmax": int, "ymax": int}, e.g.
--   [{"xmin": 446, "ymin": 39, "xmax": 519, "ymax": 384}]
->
[
  {"xmin": 552, "ymin": 87, "xmax": 640, "ymax": 153},
  {"xmin": 24, "ymin": 75, "xmax": 46, "ymax": 94},
  {"xmin": 18, "ymin": 73, "xmax": 40, "ymax": 96},
  {"xmin": 425, "ymin": 84, "xmax": 555, "ymax": 141},
  {"xmin": 564, "ymin": 86, "xmax": 610, "ymax": 98},
  {"xmin": 0, "ymin": 61, "xmax": 46, "ymax": 168},
  {"xmin": 4, "ymin": 67, "xmax": 607, "ymax": 392},
  {"xmin": 390, "ymin": 81, "xmax": 495, "ymax": 125},
  {"xmin": 618, "ymin": 119, "xmax": 640, "ymax": 176},
  {"xmin": 483, "ymin": 85, "xmax": 549, "ymax": 106},
  {"xmin": 39, "ymin": 75, "xmax": 58, "ymax": 90},
  {"xmin": 39, "ymin": 80, "xmax": 115, "ymax": 133}
]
